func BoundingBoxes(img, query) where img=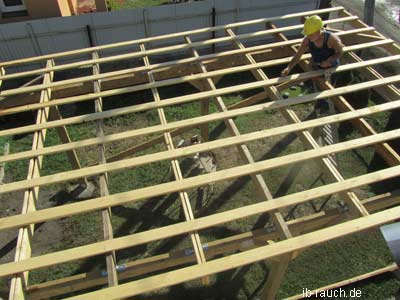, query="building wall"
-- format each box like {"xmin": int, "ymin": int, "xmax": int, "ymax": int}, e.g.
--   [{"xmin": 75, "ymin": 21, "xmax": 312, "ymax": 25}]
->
[
  {"xmin": 0, "ymin": 0, "xmax": 319, "ymax": 70},
  {"xmin": 24, "ymin": 0, "xmax": 72, "ymax": 18},
  {"xmin": 0, "ymin": 0, "xmax": 76, "ymax": 24}
]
